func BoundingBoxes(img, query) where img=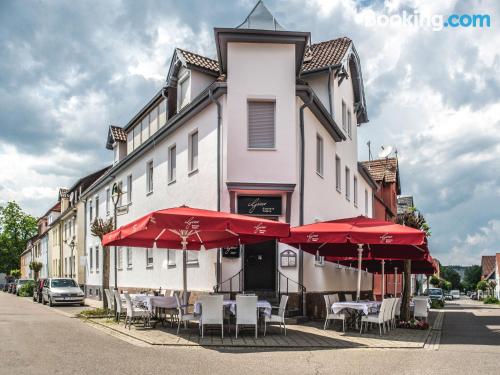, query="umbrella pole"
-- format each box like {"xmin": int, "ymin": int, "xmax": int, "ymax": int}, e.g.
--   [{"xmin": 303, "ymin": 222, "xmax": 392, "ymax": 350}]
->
[
  {"xmin": 182, "ymin": 238, "xmax": 188, "ymax": 307},
  {"xmin": 394, "ymin": 267, "xmax": 398, "ymax": 297},
  {"xmin": 356, "ymin": 244, "xmax": 363, "ymax": 301},
  {"xmin": 381, "ymin": 260, "xmax": 385, "ymax": 299}
]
